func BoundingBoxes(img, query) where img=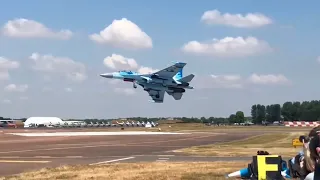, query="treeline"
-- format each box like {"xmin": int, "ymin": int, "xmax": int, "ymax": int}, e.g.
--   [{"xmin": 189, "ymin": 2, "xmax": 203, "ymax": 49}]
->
[
  {"xmin": 251, "ymin": 100, "xmax": 320, "ymax": 123},
  {"xmin": 4, "ymin": 100, "xmax": 320, "ymax": 124},
  {"xmin": 251, "ymin": 104, "xmax": 281, "ymax": 124},
  {"xmin": 69, "ymin": 116, "xmax": 242, "ymax": 125},
  {"xmin": 0, "ymin": 117, "xmax": 26, "ymax": 121}
]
